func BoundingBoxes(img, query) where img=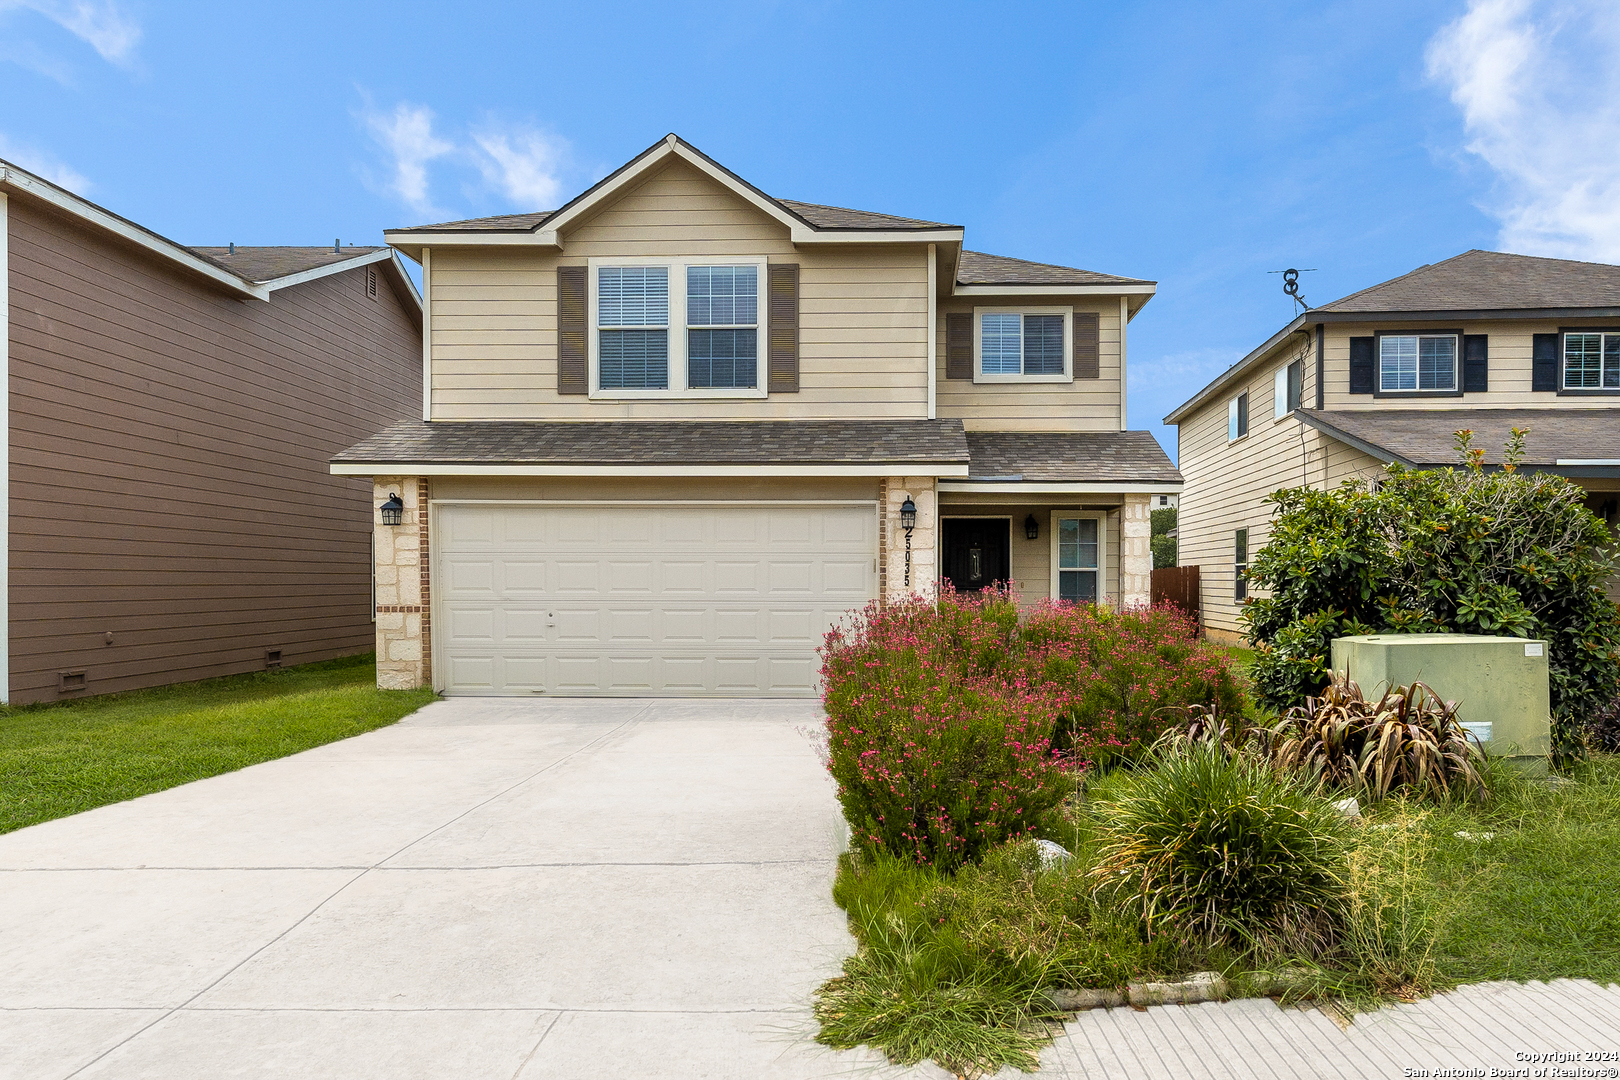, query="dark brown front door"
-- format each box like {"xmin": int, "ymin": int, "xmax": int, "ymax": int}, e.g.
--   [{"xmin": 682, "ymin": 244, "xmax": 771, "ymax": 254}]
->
[{"xmin": 942, "ymin": 518, "xmax": 1011, "ymax": 594}]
